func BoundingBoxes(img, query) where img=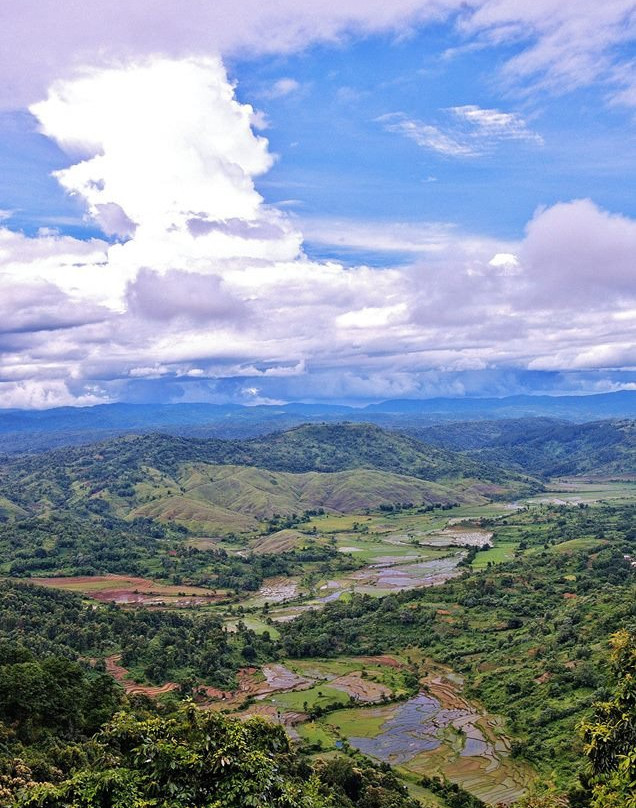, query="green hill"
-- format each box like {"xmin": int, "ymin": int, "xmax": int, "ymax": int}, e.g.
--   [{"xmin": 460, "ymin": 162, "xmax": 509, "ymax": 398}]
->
[
  {"xmin": 233, "ymin": 422, "xmax": 494, "ymax": 479},
  {"xmin": 130, "ymin": 463, "xmax": 492, "ymax": 534},
  {"xmin": 0, "ymin": 423, "xmax": 537, "ymax": 535},
  {"xmin": 407, "ymin": 418, "xmax": 636, "ymax": 478}
]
